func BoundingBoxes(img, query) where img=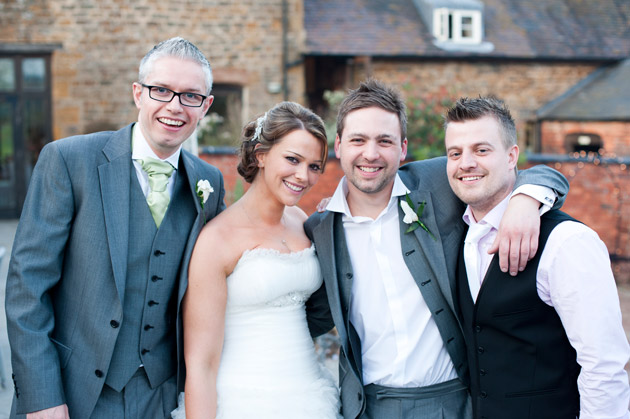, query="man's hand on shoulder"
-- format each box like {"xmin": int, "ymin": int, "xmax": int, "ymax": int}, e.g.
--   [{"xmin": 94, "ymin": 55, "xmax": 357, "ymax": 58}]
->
[
  {"xmin": 27, "ymin": 404, "xmax": 70, "ymax": 419},
  {"xmin": 316, "ymin": 197, "xmax": 331, "ymax": 213},
  {"xmin": 489, "ymin": 194, "xmax": 540, "ymax": 276}
]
